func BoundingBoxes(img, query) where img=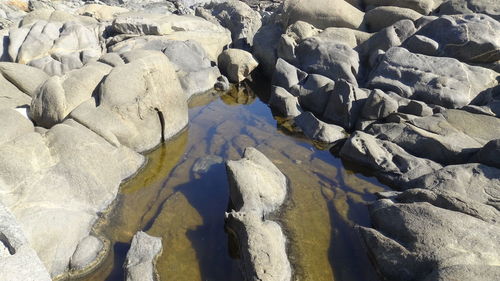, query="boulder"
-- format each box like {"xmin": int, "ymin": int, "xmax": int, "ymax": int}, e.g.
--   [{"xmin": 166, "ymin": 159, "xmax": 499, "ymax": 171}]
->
[
  {"xmin": 472, "ymin": 139, "xmax": 500, "ymax": 168},
  {"xmin": 363, "ymin": 0, "xmax": 440, "ymax": 14},
  {"xmin": 124, "ymin": 231, "xmax": 162, "ymax": 281},
  {"xmin": 0, "ymin": 70, "xmax": 31, "ymax": 110},
  {"xmin": 0, "ymin": 202, "xmax": 51, "ymax": 281},
  {"xmin": 0, "ymin": 62, "xmax": 49, "ymax": 97},
  {"xmin": 294, "ymin": 112, "xmax": 346, "ymax": 144},
  {"xmin": 404, "ymin": 14, "xmax": 500, "ymax": 63},
  {"xmin": 282, "ymin": 0, "xmax": 365, "ymax": 29},
  {"xmin": 196, "ymin": 0, "xmax": 262, "ymax": 48},
  {"xmin": 361, "ymin": 89, "xmax": 399, "ymax": 120},
  {"xmin": 0, "ymin": 119, "xmax": 144, "ymax": 277},
  {"xmin": 0, "ymin": 109, "xmax": 34, "ymax": 146},
  {"xmin": 8, "ymin": 20, "xmax": 104, "ymax": 75},
  {"xmin": 218, "ymin": 49, "xmax": 258, "ymax": 83},
  {"xmin": 252, "ymin": 23, "xmax": 284, "ymax": 76},
  {"xmin": 70, "ymin": 50, "xmax": 188, "ymax": 152},
  {"xmin": 272, "ymin": 58, "xmax": 307, "ymax": 92},
  {"xmin": 340, "ymin": 131, "xmax": 442, "ymax": 186},
  {"xmin": 268, "ymin": 86, "xmax": 302, "ymax": 118},
  {"xmin": 364, "ymin": 6, "xmax": 422, "ymax": 32},
  {"xmin": 295, "ymin": 37, "xmax": 360, "ymax": 86},
  {"xmin": 367, "ymin": 47, "xmax": 498, "ymax": 108},
  {"xmin": 77, "ymin": 4, "xmax": 129, "ymax": 21},
  {"xmin": 435, "ymin": 0, "xmax": 500, "ymax": 21},
  {"xmin": 70, "ymin": 235, "xmax": 104, "ymax": 271},
  {"xmin": 295, "ymin": 74, "xmax": 336, "ymax": 116}
]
